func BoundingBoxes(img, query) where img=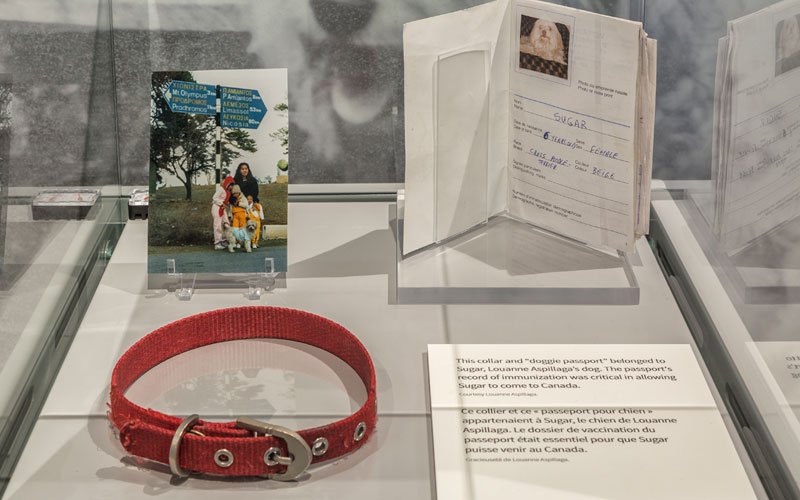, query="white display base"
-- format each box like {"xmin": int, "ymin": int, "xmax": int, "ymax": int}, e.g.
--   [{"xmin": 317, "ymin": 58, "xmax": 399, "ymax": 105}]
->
[
  {"xmin": 395, "ymin": 193, "xmax": 639, "ymax": 305},
  {"xmin": 4, "ymin": 203, "xmax": 766, "ymax": 500}
]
